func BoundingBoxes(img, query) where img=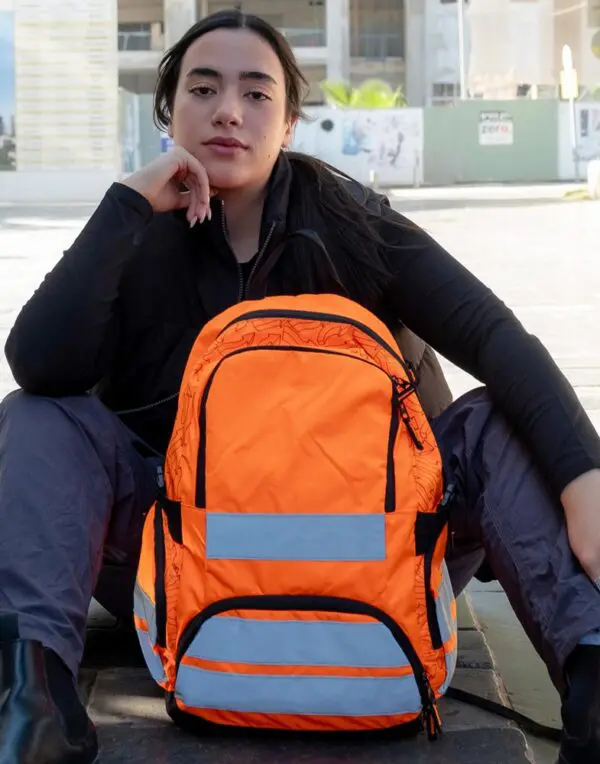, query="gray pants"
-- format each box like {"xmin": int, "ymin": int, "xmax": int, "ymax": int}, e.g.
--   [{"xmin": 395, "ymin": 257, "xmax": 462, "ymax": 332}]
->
[{"xmin": 1, "ymin": 388, "xmax": 599, "ymax": 692}]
